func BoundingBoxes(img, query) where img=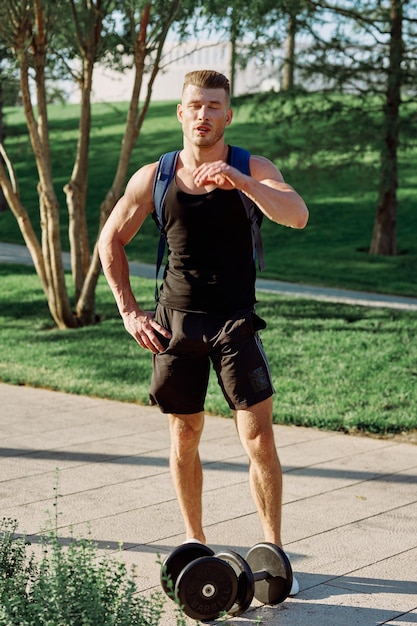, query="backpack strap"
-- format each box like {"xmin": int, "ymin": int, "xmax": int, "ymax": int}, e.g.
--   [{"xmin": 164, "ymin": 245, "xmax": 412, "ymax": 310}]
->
[
  {"xmin": 152, "ymin": 150, "xmax": 180, "ymax": 300},
  {"xmin": 229, "ymin": 146, "xmax": 265, "ymax": 272}
]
